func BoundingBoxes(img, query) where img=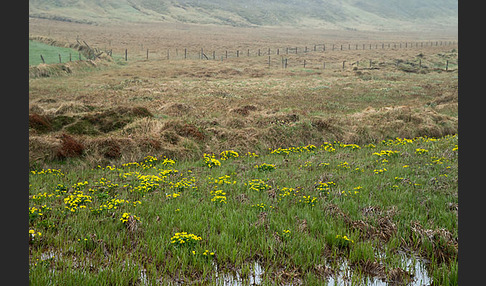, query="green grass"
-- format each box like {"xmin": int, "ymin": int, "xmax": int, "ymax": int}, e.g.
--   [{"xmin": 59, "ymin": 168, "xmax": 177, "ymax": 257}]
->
[
  {"xmin": 29, "ymin": 135, "xmax": 458, "ymax": 285},
  {"xmin": 29, "ymin": 40, "xmax": 83, "ymax": 66}
]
